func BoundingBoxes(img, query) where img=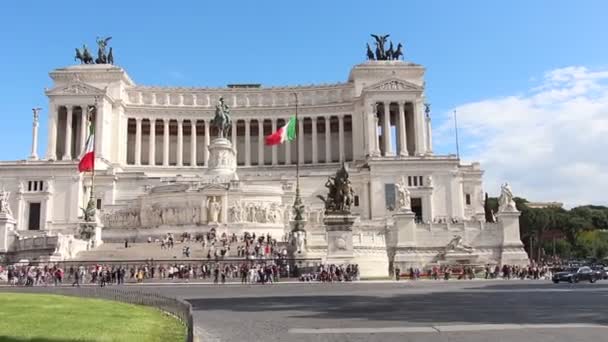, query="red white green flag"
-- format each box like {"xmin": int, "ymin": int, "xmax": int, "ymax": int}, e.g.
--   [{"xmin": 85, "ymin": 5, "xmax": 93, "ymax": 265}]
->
[
  {"xmin": 78, "ymin": 110, "xmax": 95, "ymax": 172},
  {"xmin": 265, "ymin": 116, "xmax": 296, "ymax": 146}
]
